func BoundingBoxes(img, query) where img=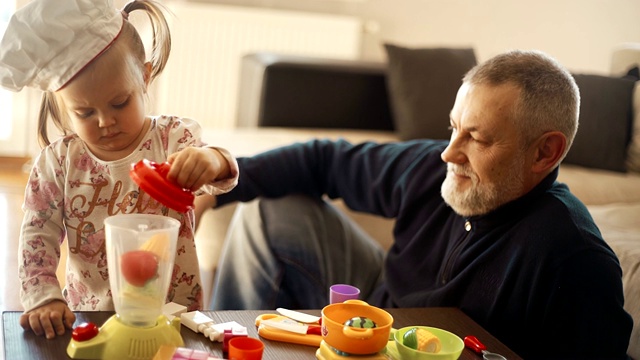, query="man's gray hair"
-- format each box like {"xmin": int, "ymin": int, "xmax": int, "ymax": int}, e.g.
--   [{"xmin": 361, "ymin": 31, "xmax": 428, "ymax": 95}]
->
[{"xmin": 463, "ymin": 50, "xmax": 580, "ymax": 162}]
